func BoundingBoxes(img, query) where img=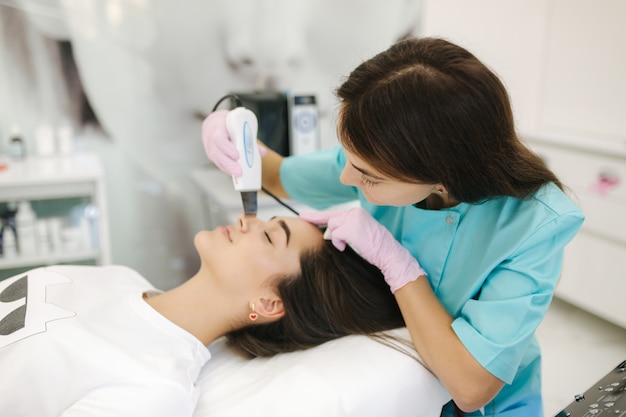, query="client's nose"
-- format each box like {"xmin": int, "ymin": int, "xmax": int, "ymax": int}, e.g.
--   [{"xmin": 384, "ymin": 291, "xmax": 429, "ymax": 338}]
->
[{"xmin": 238, "ymin": 214, "xmax": 263, "ymax": 233}]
